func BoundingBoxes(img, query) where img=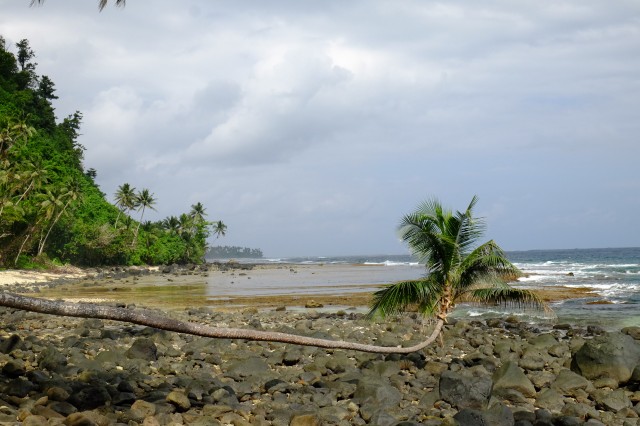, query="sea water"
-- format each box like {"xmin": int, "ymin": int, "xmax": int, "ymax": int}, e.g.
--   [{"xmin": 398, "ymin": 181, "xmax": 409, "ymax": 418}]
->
[
  {"xmin": 506, "ymin": 247, "xmax": 640, "ymax": 329},
  {"xmin": 207, "ymin": 248, "xmax": 640, "ymax": 328}
]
